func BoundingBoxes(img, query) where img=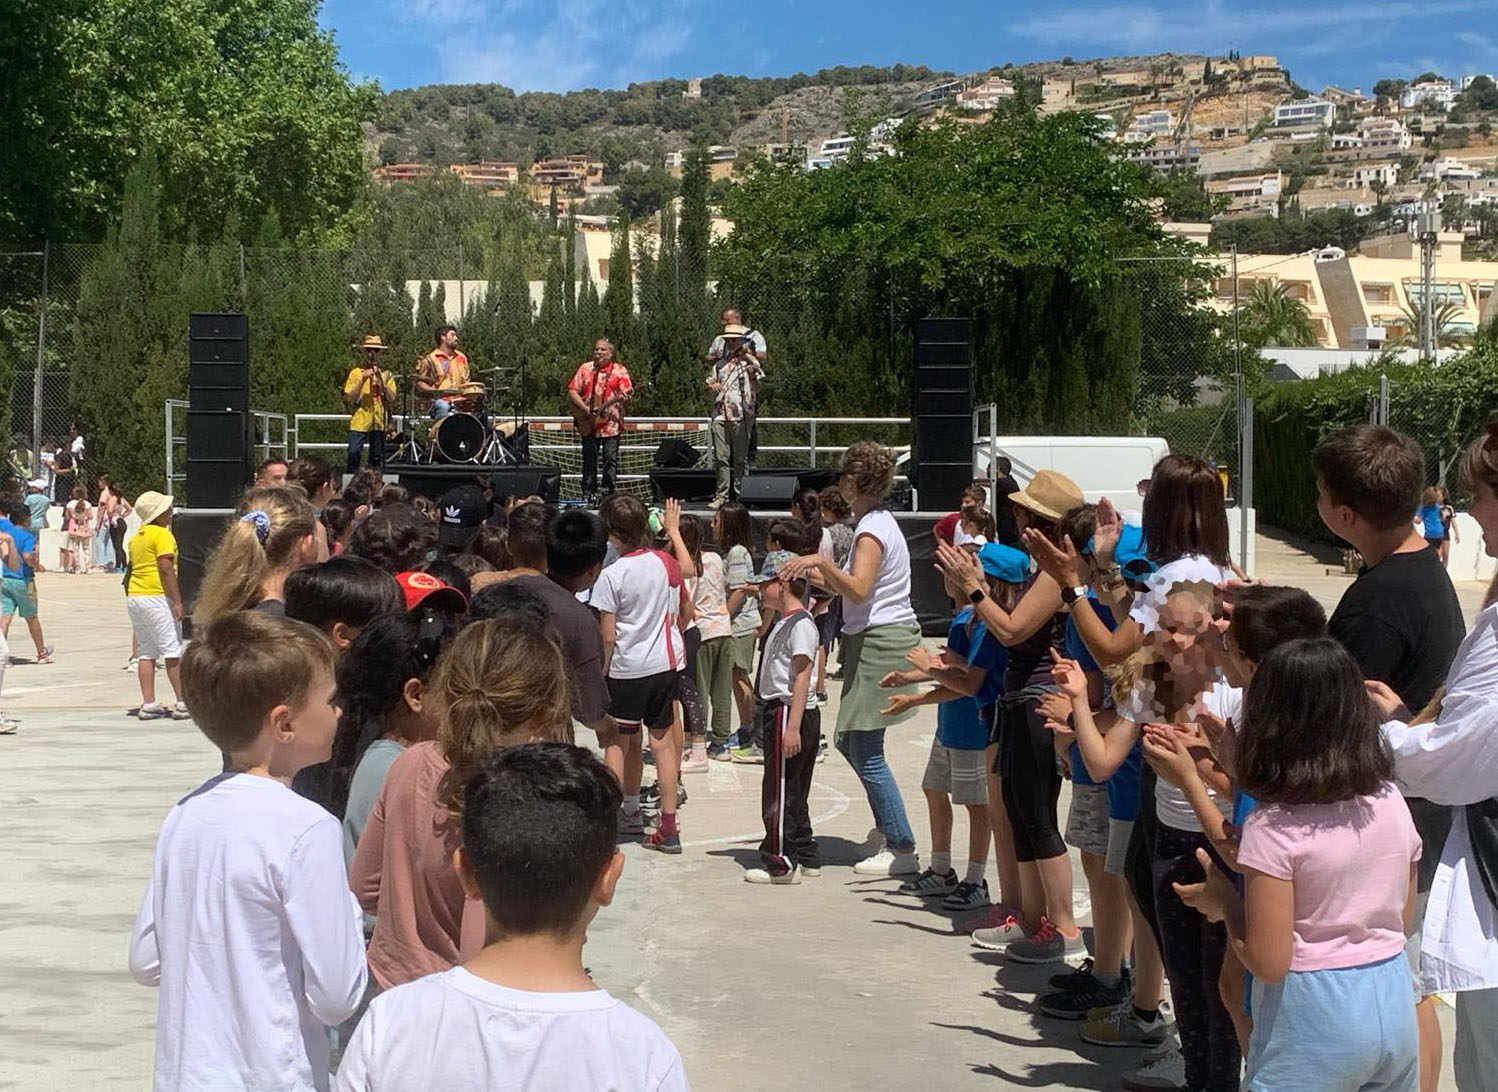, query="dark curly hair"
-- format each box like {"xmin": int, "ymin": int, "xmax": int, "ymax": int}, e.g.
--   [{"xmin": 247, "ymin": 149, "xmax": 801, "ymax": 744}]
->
[{"xmin": 347, "ymin": 504, "xmax": 433, "ymax": 573}]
